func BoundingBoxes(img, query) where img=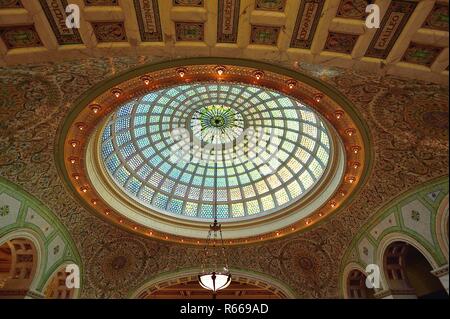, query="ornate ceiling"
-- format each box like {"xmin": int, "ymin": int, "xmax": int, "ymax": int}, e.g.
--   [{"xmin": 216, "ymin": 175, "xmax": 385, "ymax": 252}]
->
[
  {"xmin": 0, "ymin": 0, "xmax": 448, "ymax": 299},
  {"xmin": 0, "ymin": 53, "xmax": 447, "ymax": 297},
  {"xmin": 0, "ymin": 0, "xmax": 448, "ymax": 84},
  {"xmin": 60, "ymin": 59, "xmax": 368, "ymax": 244}
]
